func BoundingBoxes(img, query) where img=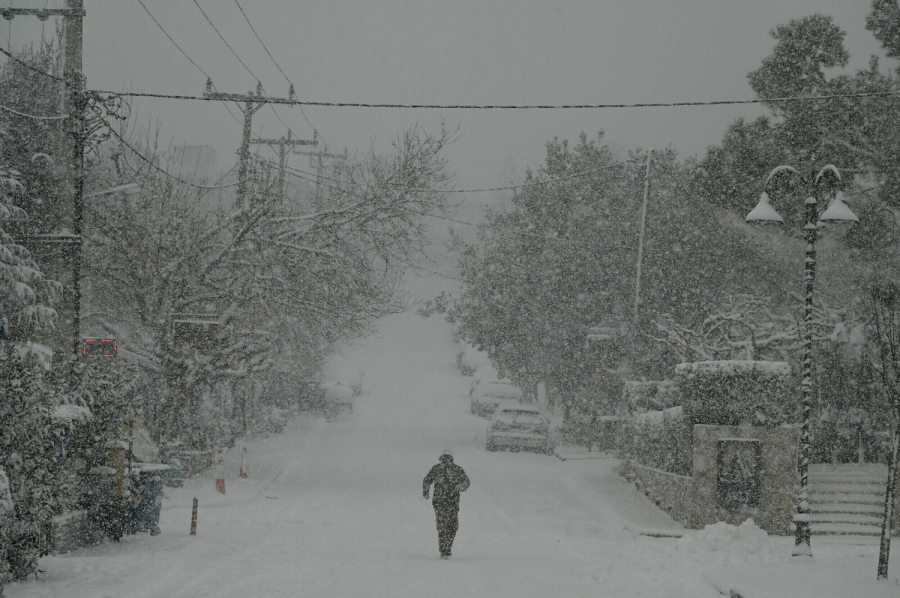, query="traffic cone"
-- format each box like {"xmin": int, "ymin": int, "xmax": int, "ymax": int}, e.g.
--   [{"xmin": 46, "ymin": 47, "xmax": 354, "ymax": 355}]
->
[
  {"xmin": 239, "ymin": 446, "xmax": 249, "ymax": 479},
  {"xmin": 215, "ymin": 458, "xmax": 226, "ymax": 494}
]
